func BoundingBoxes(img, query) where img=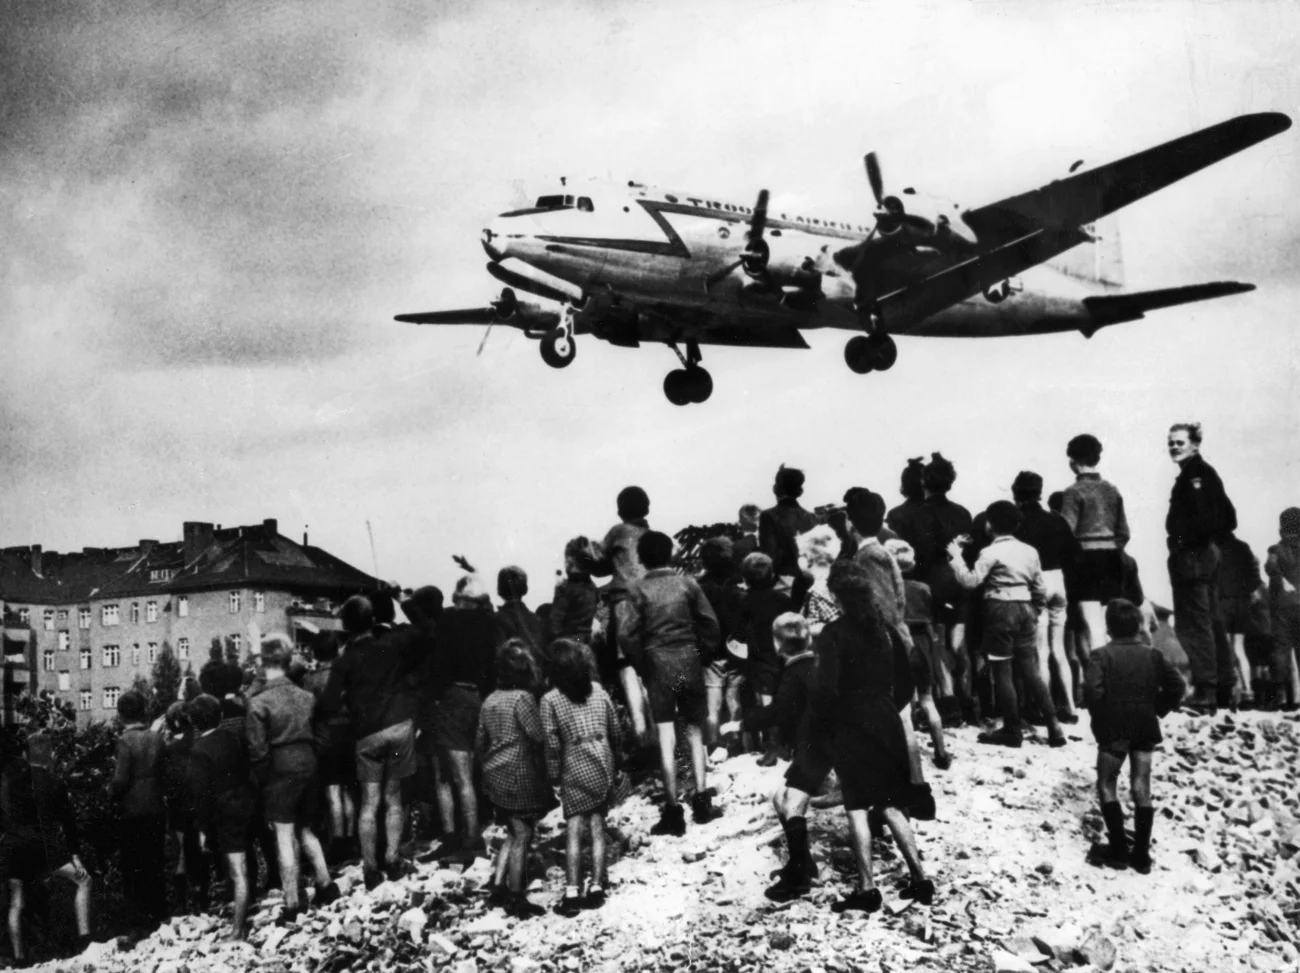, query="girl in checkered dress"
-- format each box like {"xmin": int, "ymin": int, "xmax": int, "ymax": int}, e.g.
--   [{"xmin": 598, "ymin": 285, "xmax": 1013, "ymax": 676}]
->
[
  {"xmin": 476, "ymin": 641, "xmax": 552, "ymax": 918},
  {"xmin": 541, "ymin": 639, "xmax": 622, "ymax": 916}
]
